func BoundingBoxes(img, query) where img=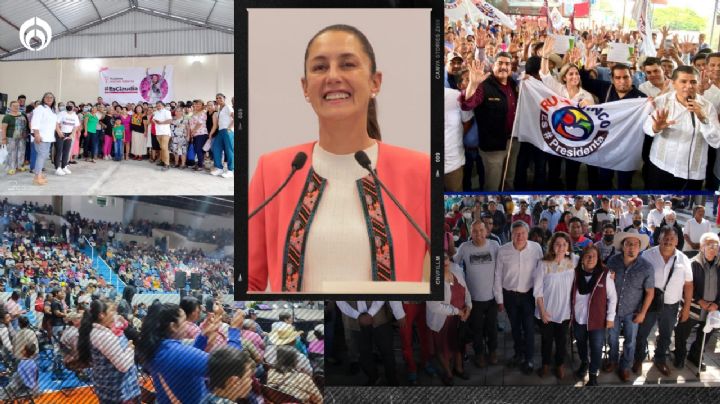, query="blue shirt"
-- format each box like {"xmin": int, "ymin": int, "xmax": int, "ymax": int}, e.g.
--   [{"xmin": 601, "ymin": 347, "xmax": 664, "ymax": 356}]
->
[
  {"xmin": 540, "ymin": 209, "xmax": 562, "ymax": 233},
  {"xmin": 149, "ymin": 328, "xmax": 242, "ymax": 404},
  {"xmin": 17, "ymin": 359, "xmax": 37, "ymax": 390},
  {"xmin": 606, "ymin": 253, "xmax": 654, "ymax": 317}
]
